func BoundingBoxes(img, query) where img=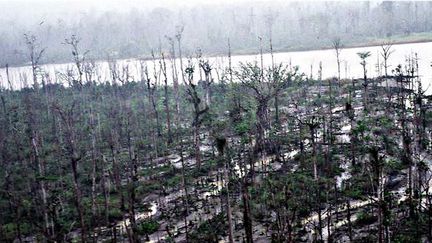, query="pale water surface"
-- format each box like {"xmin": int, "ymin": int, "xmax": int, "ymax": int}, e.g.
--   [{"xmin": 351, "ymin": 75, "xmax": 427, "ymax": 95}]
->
[{"xmin": 1, "ymin": 41, "xmax": 432, "ymax": 94}]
